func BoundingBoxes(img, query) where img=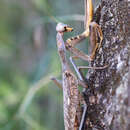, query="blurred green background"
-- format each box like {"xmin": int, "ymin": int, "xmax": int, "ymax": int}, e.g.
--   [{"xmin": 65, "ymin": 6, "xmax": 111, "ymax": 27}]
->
[{"xmin": 0, "ymin": 0, "xmax": 99, "ymax": 130}]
